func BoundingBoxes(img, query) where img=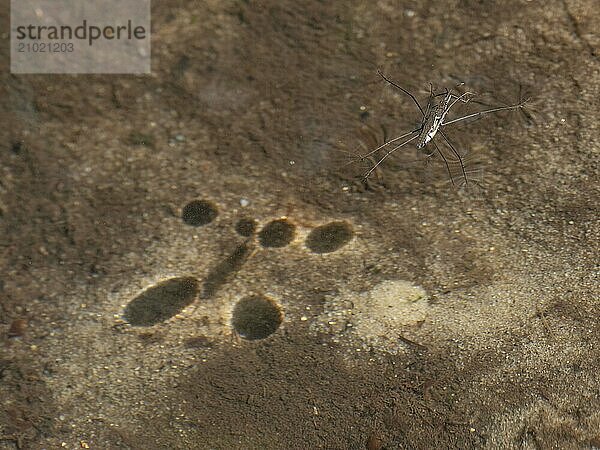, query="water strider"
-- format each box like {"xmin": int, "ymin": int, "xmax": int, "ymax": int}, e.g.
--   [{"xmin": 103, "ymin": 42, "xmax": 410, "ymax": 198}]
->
[{"xmin": 359, "ymin": 70, "xmax": 529, "ymax": 187}]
